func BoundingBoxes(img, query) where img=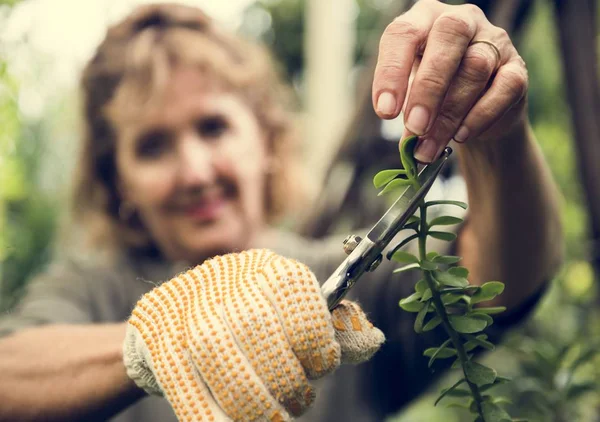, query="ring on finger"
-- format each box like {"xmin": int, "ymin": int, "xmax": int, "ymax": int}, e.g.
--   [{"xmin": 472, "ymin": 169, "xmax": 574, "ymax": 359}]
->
[{"xmin": 469, "ymin": 40, "xmax": 502, "ymax": 70}]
